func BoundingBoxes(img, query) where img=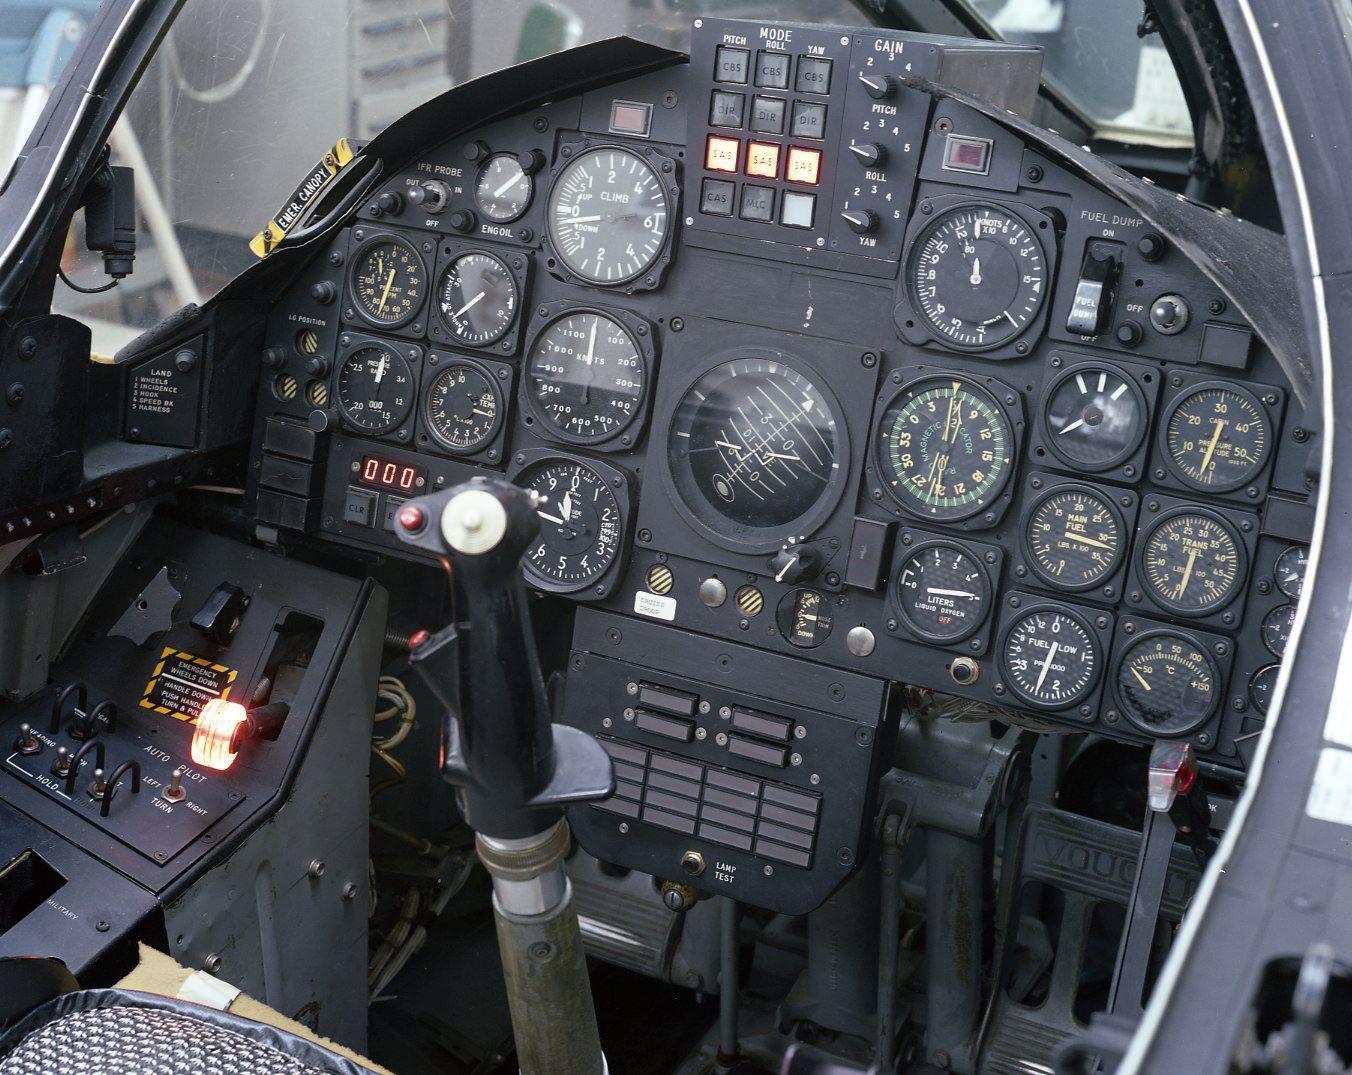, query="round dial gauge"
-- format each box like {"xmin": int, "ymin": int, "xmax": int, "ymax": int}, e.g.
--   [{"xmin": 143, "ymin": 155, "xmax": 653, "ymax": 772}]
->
[
  {"xmin": 895, "ymin": 542, "xmax": 991, "ymax": 644},
  {"xmin": 908, "ymin": 204, "xmax": 1046, "ymax": 350},
  {"xmin": 668, "ymin": 358, "xmax": 846, "ymax": 551},
  {"xmin": 526, "ymin": 312, "xmax": 646, "ymax": 443},
  {"xmin": 1275, "ymin": 545, "xmax": 1308, "ymax": 599},
  {"xmin": 1140, "ymin": 510, "xmax": 1245, "ymax": 616},
  {"xmin": 876, "ymin": 378, "xmax": 1014, "ymax": 521},
  {"xmin": 423, "ymin": 362, "xmax": 502, "ymax": 453},
  {"xmin": 1042, "ymin": 366, "xmax": 1145, "ymax": 470},
  {"xmin": 1163, "ymin": 384, "xmax": 1271, "ymax": 491},
  {"xmin": 1115, "ymin": 633, "xmax": 1220, "ymax": 736},
  {"xmin": 348, "ymin": 236, "xmax": 426, "ymax": 328},
  {"xmin": 1249, "ymin": 663, "xmax": 1280, "ymax": 716},
  {"xmin": 776, "ymin": 589, "xmax": 834, "ymax": 649},
  {"xmin": 336, "ymin": 344, "xmax": 415, "ymax": 434},
  {"xmin": 475, "ymin": 154, "xmax": 532, "ymax": 223},
  {"xmin": 517, "ymin": 459, "xmax": 623, "ymax": 592},
  {"xmin": 1000, "ymin": 607, "xmax": 1100, "ymax": 710},
  {"xmin": 1262, "ymin": 603, "xmax": 1297, "ymax": 657},
  {"xmin": 1024, "ymin": 487, "xmax": 1124, "ymax": 591},
  {"xmin": 547, "ymin": 147, "xmax": 670, "ymax": 286},
  {"xmin": 435, "ymin": 252, "xmax": 518, "ymax": 345}
]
